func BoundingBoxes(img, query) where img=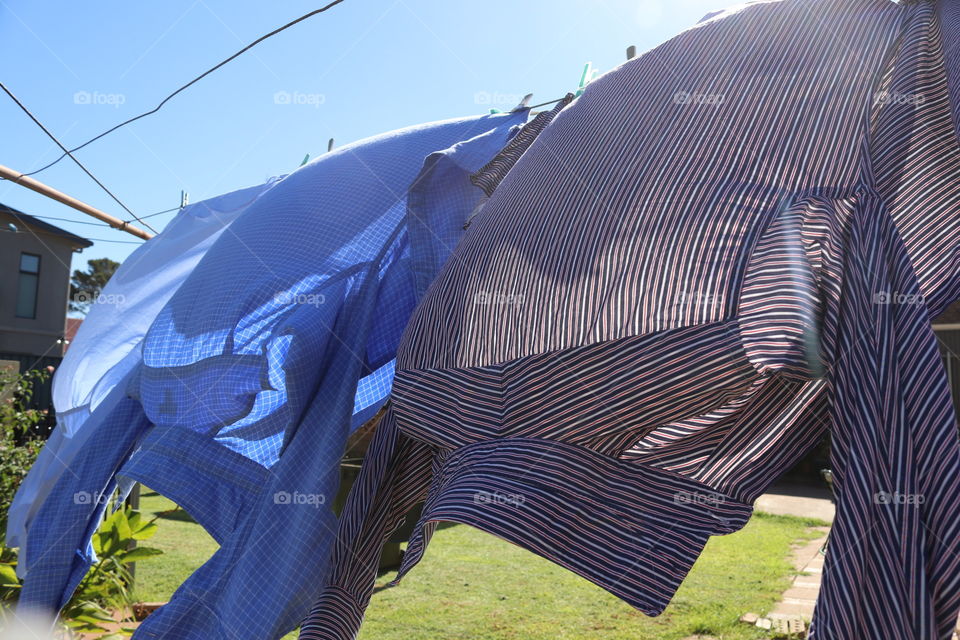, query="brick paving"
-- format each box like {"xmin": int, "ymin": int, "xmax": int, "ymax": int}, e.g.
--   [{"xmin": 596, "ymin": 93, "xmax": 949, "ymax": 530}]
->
[
  {"xmin": 767, "ymin": 527, "xmax": 829, "ymax": 624},
  {"xmin": 755, "ymin": 485, "xmax": 960, "ymax": 638}
]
